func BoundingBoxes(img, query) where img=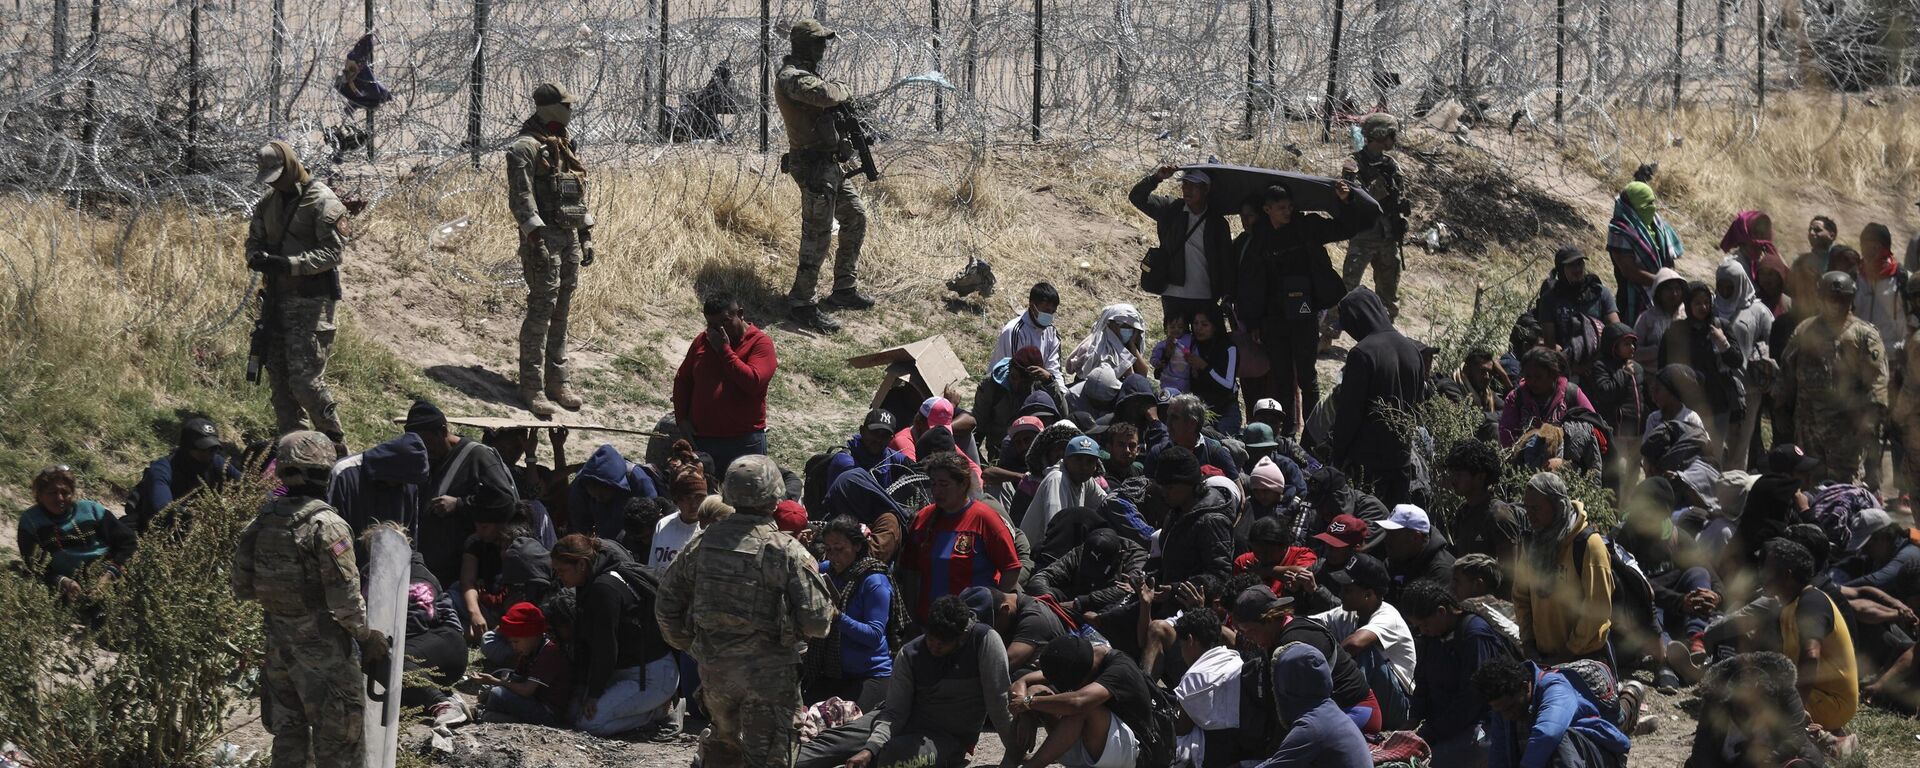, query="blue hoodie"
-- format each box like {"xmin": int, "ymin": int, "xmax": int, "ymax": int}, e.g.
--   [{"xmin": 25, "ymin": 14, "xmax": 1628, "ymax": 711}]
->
[
  {"xmin": 567, "ymin": 444, "xmax": 659, "ymax": 541},
  {"xmin": 822, "ymin": 468, "xmax": 909, "ymax": 532},
  {"xmin": 1488, "ymin": 663, "xmax": 1630, "ymax": 768},
  {"xmin": 825, "ymin": 434, "xmax": 912, "ymax": 488},
  {"xmin": 130, "ymin": 450, "xmax": 242, "ymax": 532},
  {"xmin": 1256, "ymin": 643, "xmax": 1371, "ymax": 768},
  {"xmin": 328, "ymin": 433, "xmax": 431, "ymax": 539}
]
